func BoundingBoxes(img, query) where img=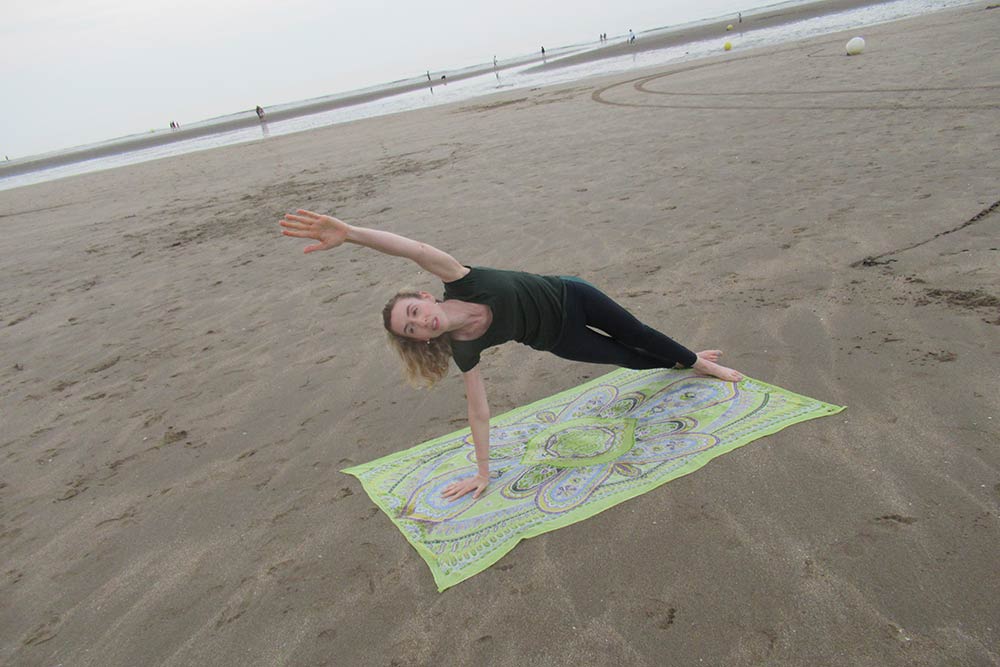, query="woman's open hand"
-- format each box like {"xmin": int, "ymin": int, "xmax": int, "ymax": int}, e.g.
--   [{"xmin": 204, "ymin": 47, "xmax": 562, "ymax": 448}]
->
[
  {"xmin": 442, "ymin": 473, "xmax": 489, "ymax": 501},
  {"xmin": 279, "ymin": 209, "xmax": 350, "ymax": 254}
]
